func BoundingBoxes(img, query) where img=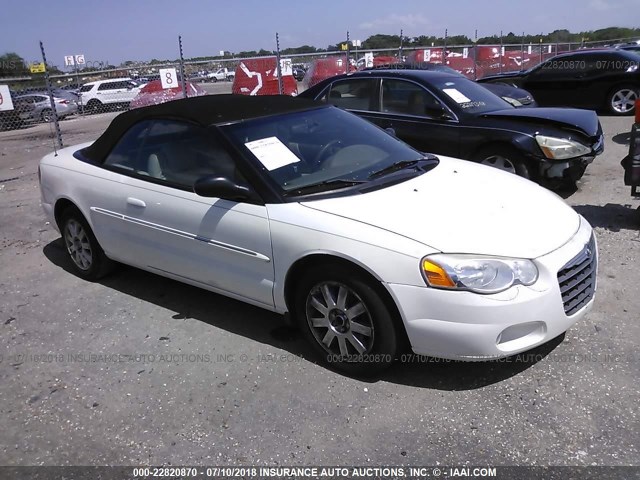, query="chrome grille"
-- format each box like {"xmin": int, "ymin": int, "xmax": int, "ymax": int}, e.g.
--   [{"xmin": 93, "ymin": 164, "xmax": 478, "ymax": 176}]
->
[{"xmin": 557, "ymin": 235, "xmax": 597, "ymax": 316}]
